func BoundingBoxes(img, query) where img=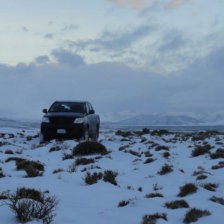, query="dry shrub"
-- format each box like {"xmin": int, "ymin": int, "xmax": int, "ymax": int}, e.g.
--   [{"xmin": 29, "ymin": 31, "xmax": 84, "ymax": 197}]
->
[
  {"xmin": 191, "ymin": 144, "xmax": 212, "ymax": 157},
  {"xmin": 165, "ymin": 200, "xmax": 189, "ymax": 209},
  {"xmin": 6, "ymin": 188, "xmax": 58, "ymax": 224},
  {"xmin": 158, "ymin": 164, "xmax": 173, "ymax": 175},
  {"xmin": 184, "ymin": 208, "xmax": 210, "ymax": 223},
  {"xmin": 178, "ymin": 183, "xmax": 198, "ymax": 197},
  {"xmin": 73, "ymin": 141, "xmax": 107, "ymax": 156},
  {"xmin": 118, "ymin": 200, "xmax": 129, "ymax": 207},
  {"xmin": 141, "ymin": 213, "xmax": 167, "ymax": 224}
]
